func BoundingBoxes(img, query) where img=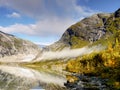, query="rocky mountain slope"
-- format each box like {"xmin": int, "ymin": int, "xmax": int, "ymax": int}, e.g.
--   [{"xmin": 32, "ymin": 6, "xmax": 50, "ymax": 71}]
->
[
  {"xmin": 48, "ymin": 8, "xmax": 120, "ymax": 50},
  {"xmin": 20, "ymin": 8, "xmax": 120, "ymax": 89},
  {"xmin": 0, "ymin": 31, "xmax": 40, "ymax": 59},
  {"xmin": 65, "ymin": 8, "xmax": 120, "ymax": 89}
]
